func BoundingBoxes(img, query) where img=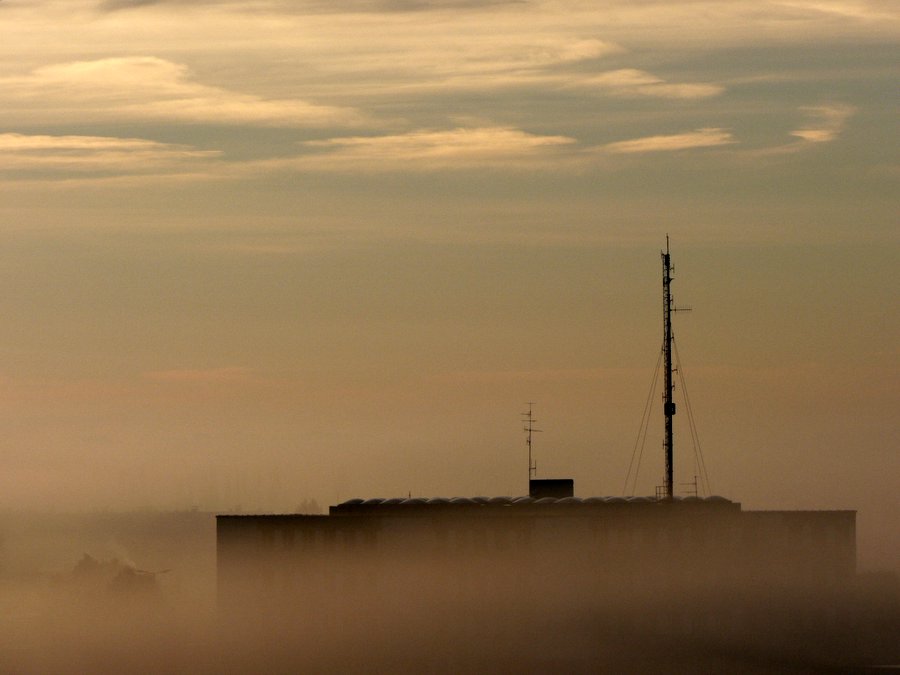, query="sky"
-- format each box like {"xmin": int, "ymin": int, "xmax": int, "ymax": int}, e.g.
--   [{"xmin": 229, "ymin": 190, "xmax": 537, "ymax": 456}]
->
[{"xmin": 0, "ymin": 0, "xmax": 897, "ymax": 567}]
